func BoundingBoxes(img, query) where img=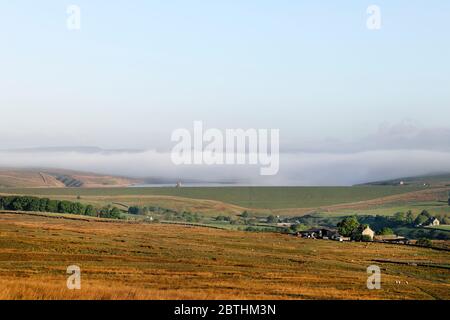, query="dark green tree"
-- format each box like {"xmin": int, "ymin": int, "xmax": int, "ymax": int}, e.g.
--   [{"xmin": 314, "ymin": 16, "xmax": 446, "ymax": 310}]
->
[
  {"xmin": 241, "ymin": 211, "xmax": 250, "ymax": 218},
  {"xmin": 377, "ymin": 227, "xmax": 394, "ymax": 235},
  {"xmin": 39, "ymin": 198, "xmax": 49, "ymax": 211},
  {"xmin": 393, "ymin": 212, "xmax": 405, "ymax": 223},
  {"xmin": 337, "ymin": 216, "xmax": 360, "ymax": 237},
  {"xmin": 46, "ymin": 200, "xmax": 59, "ymax": 212},
  {"xmin": 84, "ymin": 205, "xmax": 96, "ymax": 216},
  {"xmin": 414, "ymin": 210, "xmax": 431, "ymax": 226},
  {"xmin": 405, "ymin": 210, "xmax": 415, "ymax": 224},
  {"xmin": 58, "ymin": 201, "xmax": 72, "ymax": 213},
  {"xmin": 128, "ymin": 206, "xmax": 141, "ymax": 215}
]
